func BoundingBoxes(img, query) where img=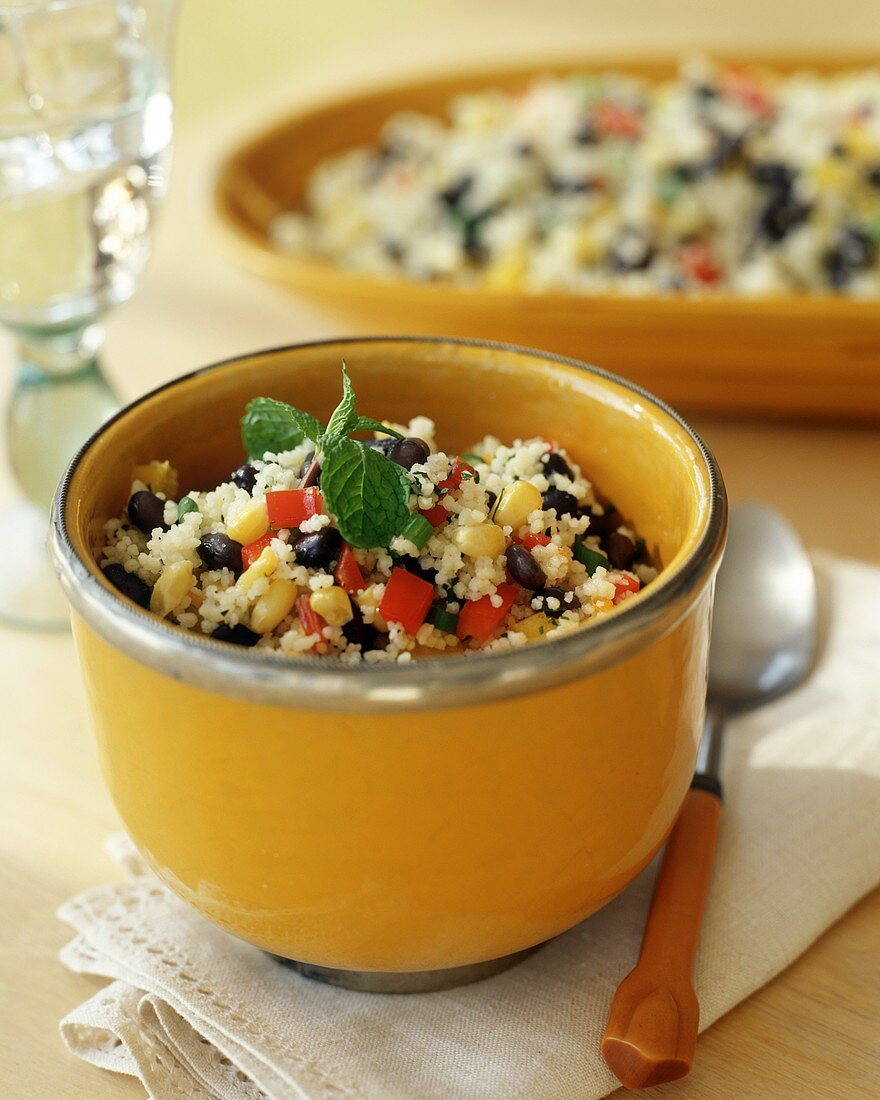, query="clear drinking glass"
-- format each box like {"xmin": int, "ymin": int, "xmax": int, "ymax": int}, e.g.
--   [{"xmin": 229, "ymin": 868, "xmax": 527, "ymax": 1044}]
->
[{"xmin": 0, "ymin": 0, "xmax": 175, "ymax": 629}]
